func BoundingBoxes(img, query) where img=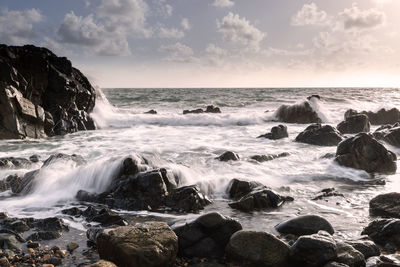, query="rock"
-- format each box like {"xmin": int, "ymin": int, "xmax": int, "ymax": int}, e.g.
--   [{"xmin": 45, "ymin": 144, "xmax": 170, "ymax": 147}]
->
[
  {"xmin": 67, "ymin": 242, "xmax": 79, "ymax": 253},
  {"xmin": 289, "ymin": 232, "xmax": 337, "ymax": 267},
  {"xmin": 0, "ymin": 157, "xmax": 33, "ymax": 169},
  {"xmin": 87, "ymin": 260, "xmax": 117, "ymax": 267},
  {"xmin": 345, "ymin": 238, "xmax": 380, "ymax": 259},
  {"xmin": 275, "ymin": 215, "xmax": 334, "ymax": 236},
  {"xmin": 335, "ymin": 242, "xmax": 365, "ymax": 267},
  {"xmin": 144, "ymin": 109, "xmax": 157, "ymax": 114},
  {"xmin": 308, "ymin": 95, "xmax": 321, "ymax": 100},
  {"xmin": 183, "ymin": 108, "xmax": 204, "ymax": 114},
  {"xmin": 173, "ymin": 212, "xmax": 242, "ymax": 259},
  {"xmin": 362, "ymin": 219, "xmax": 400, "ymax": 250},
  {"xmin": 257, "ymin": 125, "xmax": 288, "ymax": 140},
  {"xmin": 205, "ymin": 105, "xmax": 221, "ymax": 113},
  {"xmin": 0, "ymin": 44, "xmax": 96, "ymax": 139},
  {"xmin": 228, "ymin": 179, "xmax": 263, "ymax": 199},
  {"xmin": 225, "ymin": 230, "xmax": 290, "ymax": 267},
  {"xmin": 34, "ymin": 217, "xmax": 67, "ymax": 232},
  {"xmin": 97, "ymin": 222, "xmax": 178, "ymax": 267},
  {"xmin": 370, "ymin": 192, "xmax": 400, "ymax": 218},
  {"xmin": 373, "ymin": 123, "xmax": 400, "ymax": 148},
  {"xmin": 324, "ymin": 262, "xmax": 349, "ymax": 267},
  {"xmin": 42, "ymin": 153, "xmax": 86, "ymax": 167},
  {"xmin": 27, "ymin": 241, "xmax": 40, "ymax": 248},
  {"xmin": 61, "ymin": 207, "xmax": 83, "ymax": 217},
  {"xmin": 85, "ymin": 208, "xmax": 127, "ymax": 227},
  {"xmin": 312, "ymin": 188, "xmax": 344, "ymax": 200},
  {"xmin": 0, "ymin": 233, "xmax": 21, "ymax": 253},
  {"xmin": 165, "ymin": 185, "xmax": 211, "ymax": 213},
  {"xmin": 346, "ymin": 108, "xmax": 400, "ymax": 125},
  {"xmin": 216, "ymin": 151, "xmax": 239, "ymax": 162},
  {"xmin": 337, "ymin": 114, "xmax": 370, "ymax": 134},
  {"xmin": 295, "ymin": 124, "xmax": 344, "ymax": 146},
  {"xmin": 250, "ymin": 153, "xmax": 290, "ymax": 163},
  {"xmin": 335, "ymin": 133, "xmax": 397, "ymax": 174},
  {"xmin": 29, "ymin": 154, "xmax": 40, "ymax": 163},
  {"xmin": 274, "ymin": 99, "xmax": 322, "ymax": 124},
  {"xmin": 27, "ymin": 231, "xmax": 62, "ymax": 241}
]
